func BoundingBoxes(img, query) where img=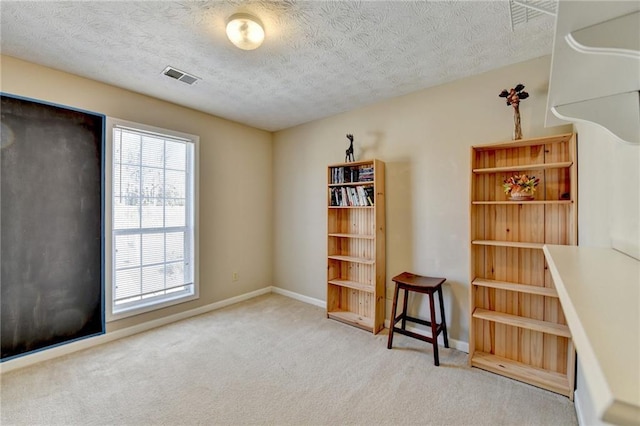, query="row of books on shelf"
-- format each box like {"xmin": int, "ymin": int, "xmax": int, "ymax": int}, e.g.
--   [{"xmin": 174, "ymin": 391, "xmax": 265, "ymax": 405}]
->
[
  {"xmin": 330, "ymin": 165, "xmax": 374, "ymax": 184},
  {"xmin": 330, "ymin": 186, "xmax": 374, "ymax": 206}
]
